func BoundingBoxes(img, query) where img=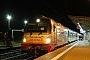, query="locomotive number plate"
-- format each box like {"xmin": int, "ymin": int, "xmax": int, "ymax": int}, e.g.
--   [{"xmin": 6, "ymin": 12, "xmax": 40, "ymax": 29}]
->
[{"xmin": 30, "ymin": 38, "xmax": 41, "ymax": 41}]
